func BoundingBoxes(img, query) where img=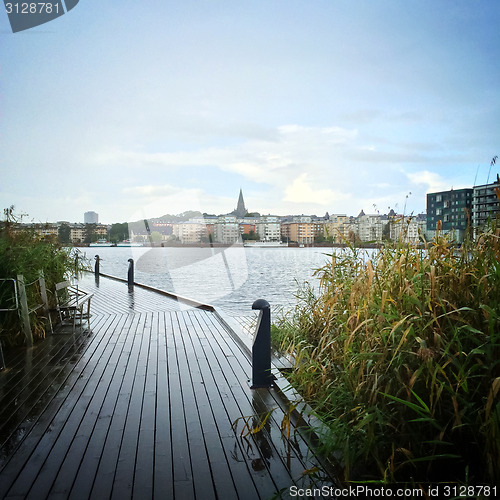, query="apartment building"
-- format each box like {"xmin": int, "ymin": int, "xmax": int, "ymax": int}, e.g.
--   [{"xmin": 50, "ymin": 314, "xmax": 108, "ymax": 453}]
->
[
  {"xmin": 214, "ymin": 216, "xmax": 240, "ymax": 244},
  {"xmin": 255, "ymin": 216, "xmax": 281, "ymax": 242},
  {"xmin": 390, "ymin": 214, "xmax": 427, "ymax": 244},
  {"xmin": 323, "ymin": 214, "xmax": 351, "ymax": 242},
  {"xmin": 426, "ymin": 188, "xmax": 472, "ymax": 242},
  {"xmin": 356, "ymin": 214, "xmax": 386, "ymax": 242},
  {"xmin": 172, "ymin": 221, "xmax": 207, "ymax": 244},
  {"xmin": 69, "ymin": 224, "xmax": 107, "ymax": 243},
  {"xmin": 281, "ymin": 221, "xmax": 324, "ymax": 244},
  {"xmin": 472, "ymin": 177, "xmax": 500, "ymax": 229}
]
